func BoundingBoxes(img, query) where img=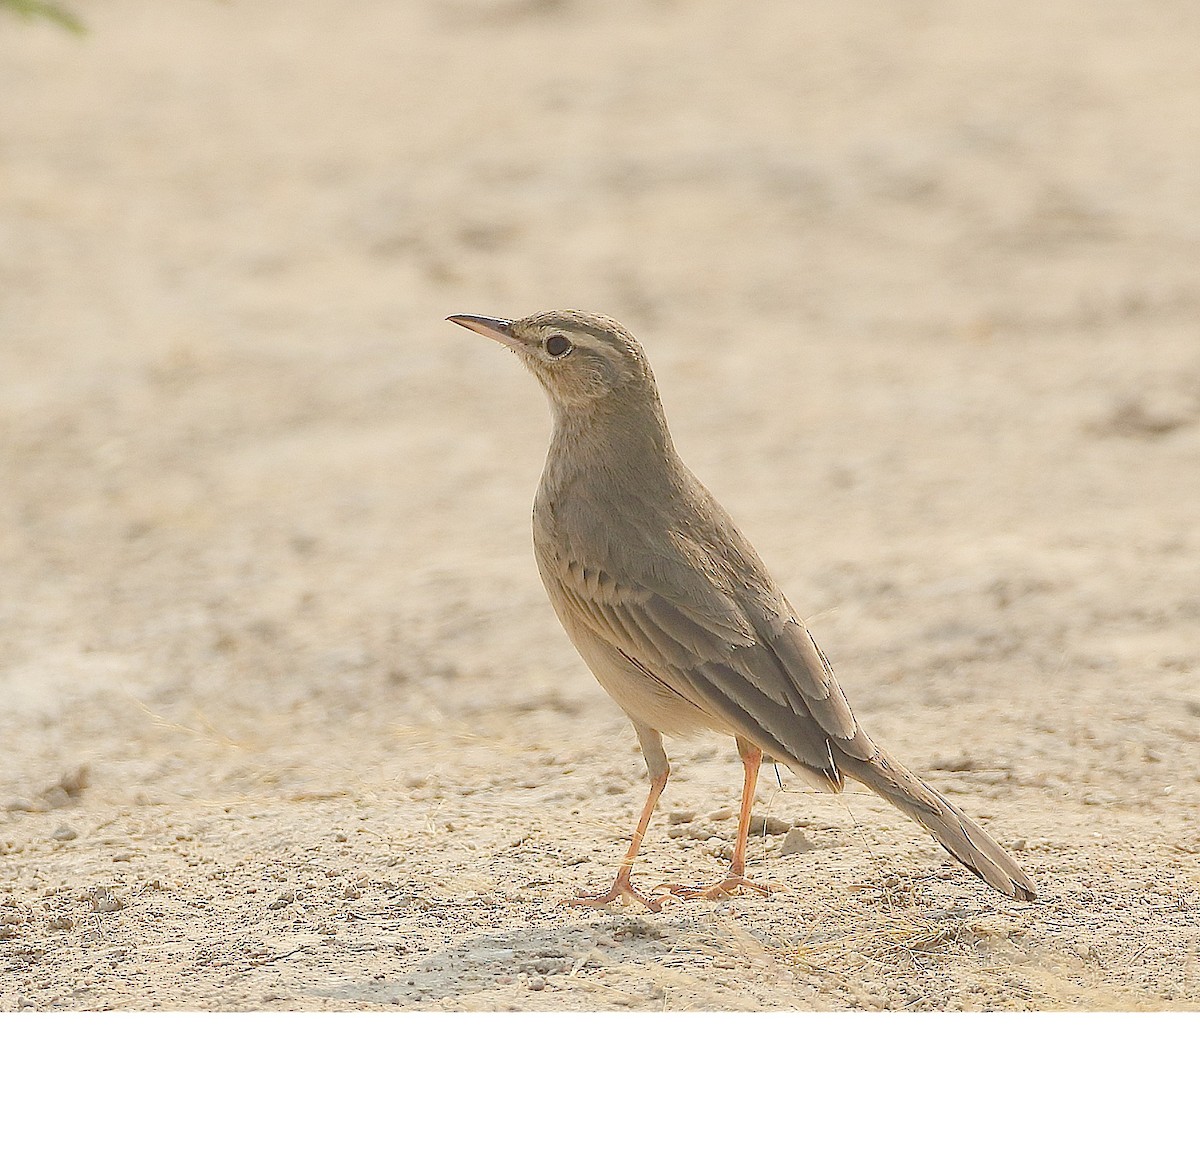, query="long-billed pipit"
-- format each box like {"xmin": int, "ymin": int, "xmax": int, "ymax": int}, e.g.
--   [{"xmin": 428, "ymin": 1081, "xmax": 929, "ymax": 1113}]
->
[{"xmin": 449, "ymin": 310, "xmax": 1035, "ymax": 909}]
